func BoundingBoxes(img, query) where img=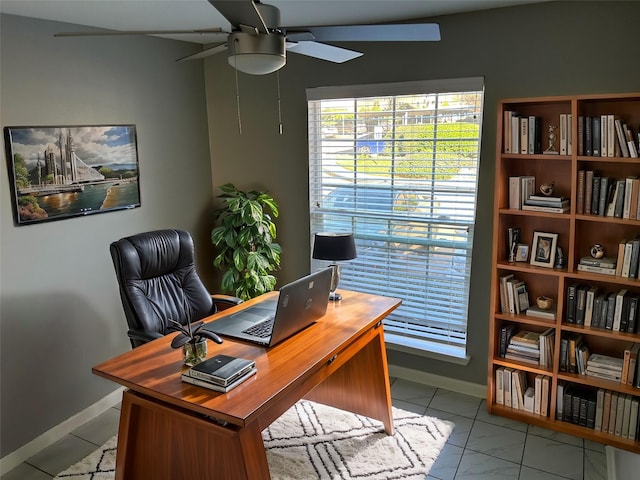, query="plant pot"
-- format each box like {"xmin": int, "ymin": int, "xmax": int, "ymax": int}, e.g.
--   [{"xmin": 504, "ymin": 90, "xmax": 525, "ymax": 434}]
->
[{"xmin": 182, "ymin": 339, "xmax": 207, "ymax": 366}]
